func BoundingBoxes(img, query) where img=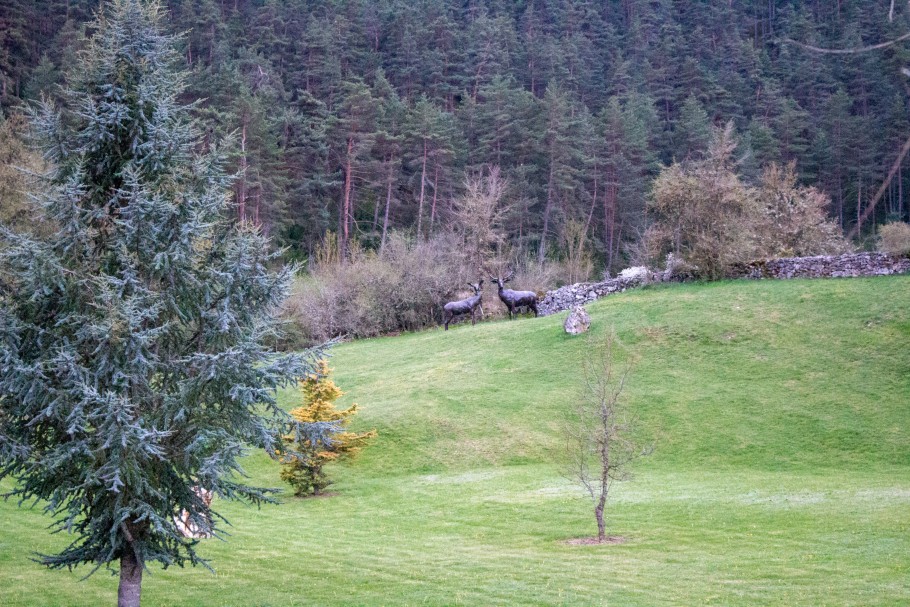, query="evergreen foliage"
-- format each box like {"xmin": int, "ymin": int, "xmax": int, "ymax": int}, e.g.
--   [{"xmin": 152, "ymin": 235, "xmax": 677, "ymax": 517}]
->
[
  {"xmin": 0, "ymin": 1, "xmax": 331, "ymax": 603},
  {"xmin": 5, "ymin": 0, "xmax": 910, "ymax": 265},
  {"xmin": 281, "ymin": 360, "xmax": 375, "ymax": 497}
]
